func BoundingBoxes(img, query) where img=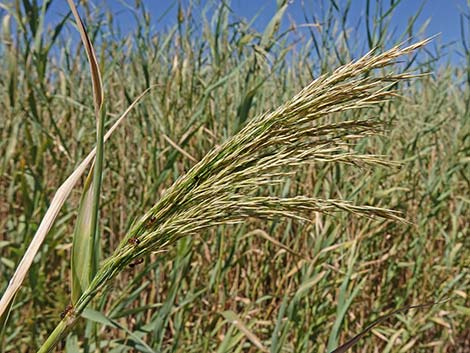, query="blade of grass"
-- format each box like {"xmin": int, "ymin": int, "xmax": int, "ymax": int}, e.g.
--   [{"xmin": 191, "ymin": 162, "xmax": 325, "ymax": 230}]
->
[
  {"xmin": 71, "ymin": 170, "xmax": 94, "ymax": 304},
  {"xmin": 330, "ymin": 300, "xmax": 448, "ymax": 353},
  {"xmin": 326, "ymin": 242, "xmax": 364, "ymax": 351},
  {"xmin": 66, "ymin": 0, "xmax": 104, "ymax": 289},
  {"xmin": 81, "ymin": 308, "xmax": 157, "ymax": 353},
  {"xmin": 65, "ymin": 0, "xmax": 103, "ymax": 116},
  {"xmin": 221, "ymin": 310, "xmax": 268, "ymax": 353}
]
